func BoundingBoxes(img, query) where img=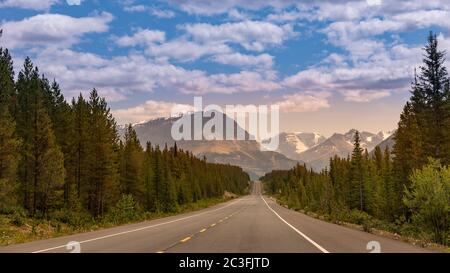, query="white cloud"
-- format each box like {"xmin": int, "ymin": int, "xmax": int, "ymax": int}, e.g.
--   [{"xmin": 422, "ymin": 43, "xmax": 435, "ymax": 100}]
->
[
  {"xmin": 66, "ymin": 0, "xmax": 82, "ymax": 6},
  {"xmin": 340, "ymin": 90, "xmax": 390, "ymax": 102},
  {"xmin": 0, "ymin": 0, "xmax": 58, "ymax": 10},
  {"xmin": 113, "ymin": 20, "xmax": 293, "ymax": 67},
  {"xmin": 267, "ymin": 10, "xmax": 308, "ymax": 22},
  {"xmin": 6, "ymin": 0, "xmax": 450, "ymax": 109},
  {"xmin": 282, "ymin": 39, "xmax": 422, "ymax": 103},
  {"xmin": 193, "ymin": 70, "xmax": 280, "ymax": 94},
  {"xmin": 37, "ymin": 48, "xmax": 108, "ymax": 68},
  {"xmin": 0, "ymin": 12, "xmax": 113, "ymax": 48},
  {"xmin": 150, "ymin": 8, "xmax": 176, "ymax": 18},
  {"xmin": 276, "ymin": 91, "xmax": 331, "ymax": 112},
  {"xmin": 165, "ymin": 0, "xmax": 299, "ymax": 15},
  {"xmin": 182, "ymin": 21, "xmax": 296, "ymax": 52},
  {"xmin": 276, "ymin": 1, "xmax": 450, "ymax": 103},
  {"xmin": 123, "ymin": 4, "xmax": 147, "ymax": 12},
  {"xmin": 323, "ymin": 10, "xmax": 450, "ymax": 50},
  {"xmin": 227, "ymin": 9, "xmax": 250, "ymax": 21},
  {"xmin": 145, "ymin": 40, "xmax": 232, "ymax": 62},
  {"xmin": 118, "ymin": 20, "xmax": 294, "ymax": 65},
  {"xmin": 212, "ymin": 52, "xmax": 273, "ymax": 68},
  {"xmin": 26, "ymin": 48, "xmax": 281, "ymax": 104},
  {"xmin": 124, "ymin": 5, "xmax": 176, "ymax": 18},
  {"xmin": 113, "ymin": 100, "xmax": 194, "ymax": 124},
  {"xmin": 115, "ymin": 29, "xmax": 166, "ymax": 47}
]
